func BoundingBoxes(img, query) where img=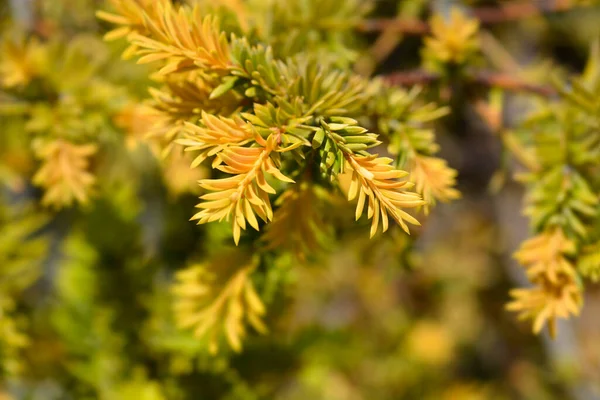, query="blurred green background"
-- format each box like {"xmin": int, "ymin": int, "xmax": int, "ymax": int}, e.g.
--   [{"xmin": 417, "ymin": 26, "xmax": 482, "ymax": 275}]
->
[{"xmin": 1, "ymin": 0, "xmax": 600, "ymax": 399}]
